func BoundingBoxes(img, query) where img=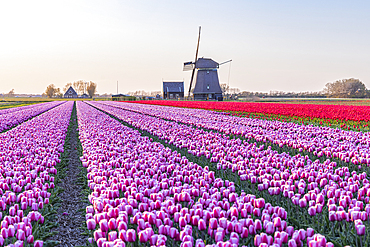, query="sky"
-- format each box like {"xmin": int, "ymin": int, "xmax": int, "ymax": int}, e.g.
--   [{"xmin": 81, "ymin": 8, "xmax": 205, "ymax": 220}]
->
[{"xmin": 0, "ymin": 0, "xmax": 369, "ymax": 95}]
